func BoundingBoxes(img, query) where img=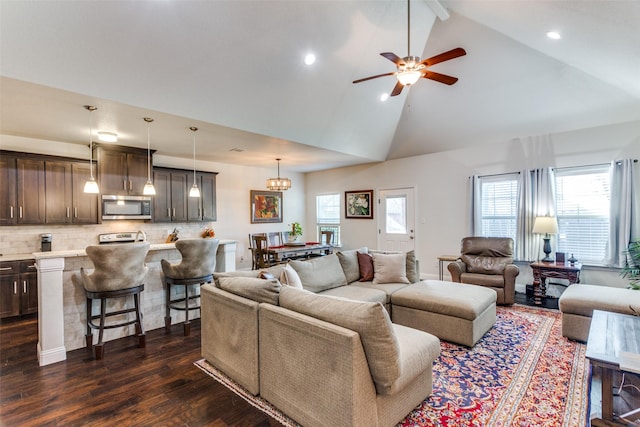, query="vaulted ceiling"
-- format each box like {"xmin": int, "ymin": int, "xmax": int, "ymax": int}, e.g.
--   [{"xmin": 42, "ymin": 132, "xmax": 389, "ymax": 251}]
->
[{"xmin": 1, "ymin": 1, "xmax": 639, "ymax": 172}]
